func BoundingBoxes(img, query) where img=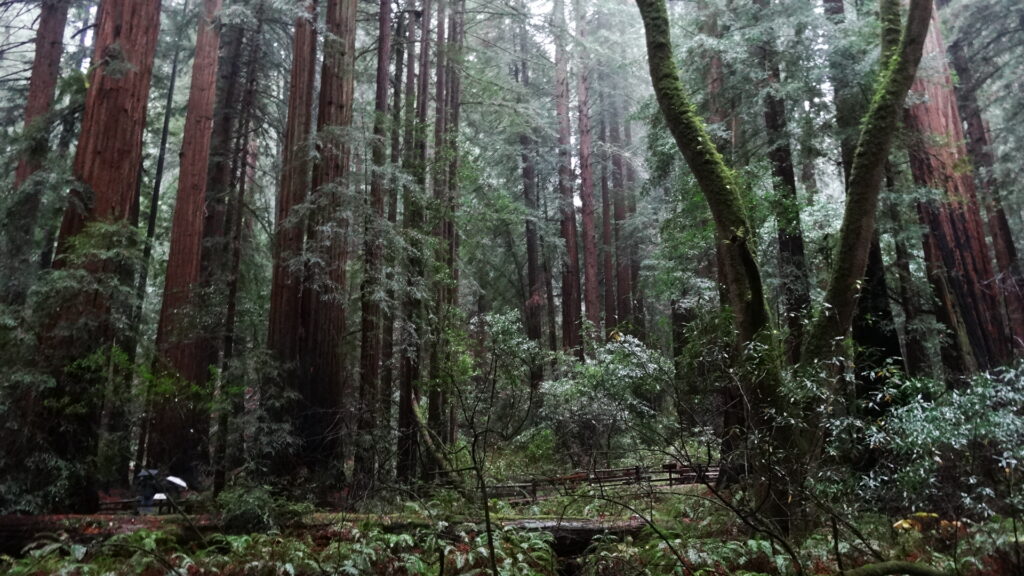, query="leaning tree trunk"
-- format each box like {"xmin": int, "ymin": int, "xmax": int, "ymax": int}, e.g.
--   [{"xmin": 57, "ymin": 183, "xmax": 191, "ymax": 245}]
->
[
  {"xmin": 149, "ymin": 0, "xmax": 224, "ymax": 480},
  {"xmin": 636, "ymin": 0, "xmax": 933, "ymax": 532},
  {"xmin": 2, "ymin": 0, "xmax": 70, "ymax": 306},
  {"xmin": 944, "ymin": 31, "xmax": 1024, "ymax": 354}
]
